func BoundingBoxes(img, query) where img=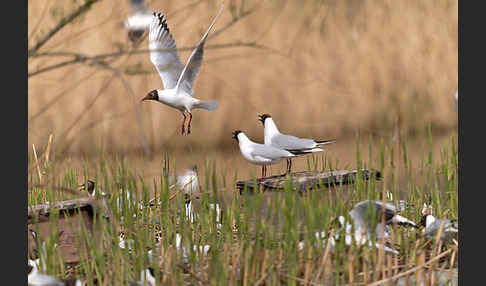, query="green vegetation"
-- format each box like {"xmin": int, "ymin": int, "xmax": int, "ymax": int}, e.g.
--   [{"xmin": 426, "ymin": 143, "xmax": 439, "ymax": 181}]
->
[{"xmin": 28, "ymin": 133, "xmax": 458, "ymax": 285}]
